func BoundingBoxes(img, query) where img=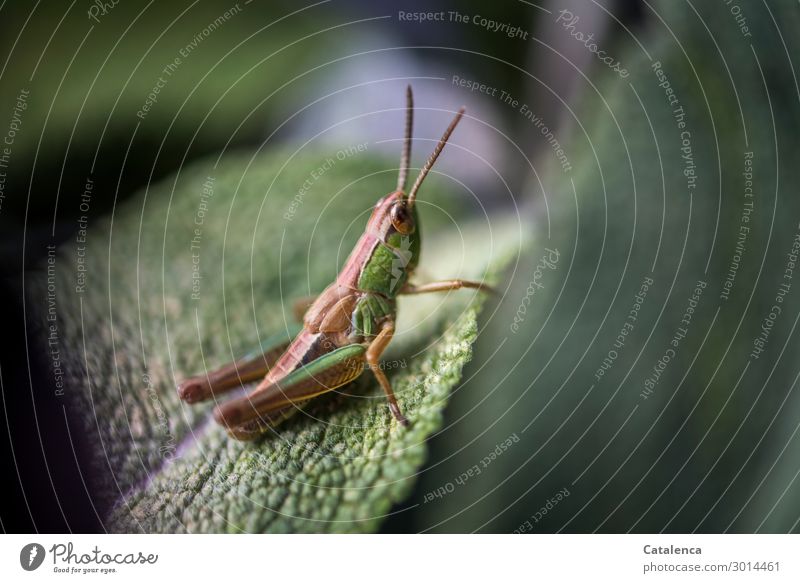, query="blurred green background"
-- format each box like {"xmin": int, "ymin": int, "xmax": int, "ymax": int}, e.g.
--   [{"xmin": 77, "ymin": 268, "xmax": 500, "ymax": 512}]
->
[{"xmin": 2, "ymin": 0, "xmax": 800, "ymax": 533}]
